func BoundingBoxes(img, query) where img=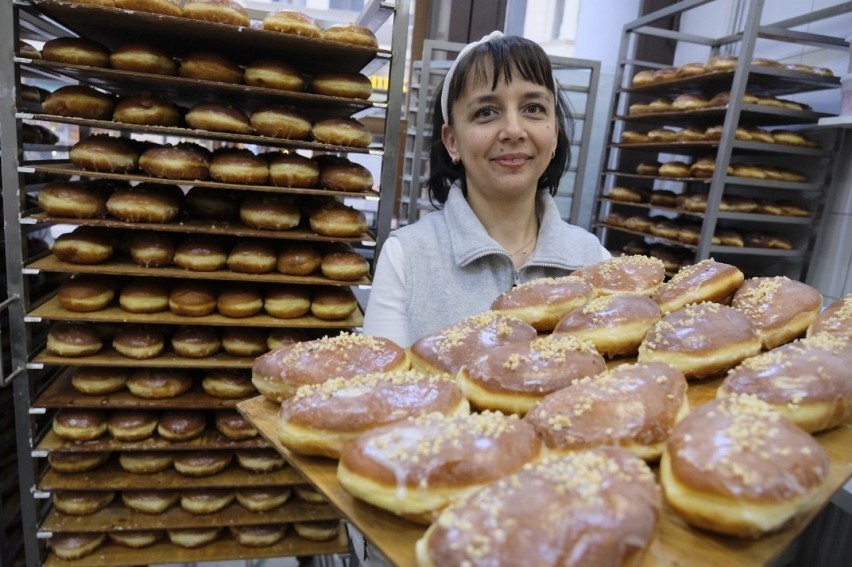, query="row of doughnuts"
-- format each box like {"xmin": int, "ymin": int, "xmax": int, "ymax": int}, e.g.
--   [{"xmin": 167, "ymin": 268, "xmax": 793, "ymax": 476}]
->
[
  {"xmin": 628, "ymin": 90, "xmax": 810, "ymax": 115},
  {"xmin": 631, "ymin": 55, "xmax": 834, "ymax": 86},
  {"xmin": 621, "ymin": 125, "xmax": 817, "ymax": 147},
  {"xmin": 622, "ymin": 241, "xmax": 695, "ymax": 272},
  {"xmin": 634, "ymin": 158, "xmax": 807, "ymax": 182},
  {"xmin": 68, "ymin": 366, "xmax": 264, "ymax": 399},
  {"xmin": 607, "ymin": 186, "xmax": 811, "ymax": 217}
]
